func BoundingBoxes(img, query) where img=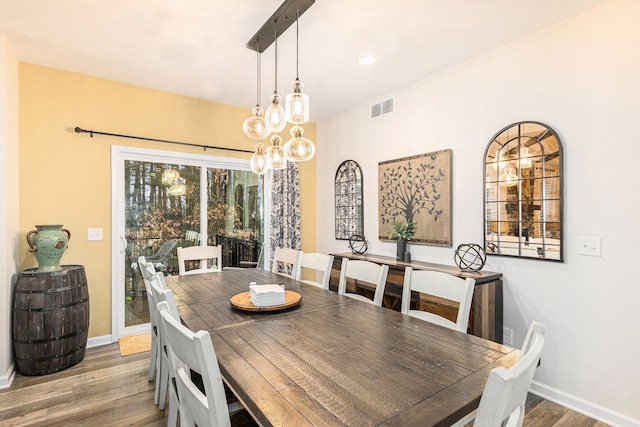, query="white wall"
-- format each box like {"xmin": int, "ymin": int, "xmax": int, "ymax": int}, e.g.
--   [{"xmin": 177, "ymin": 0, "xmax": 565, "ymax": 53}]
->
[
  {"xmin": 317, "ymin": 0, "xmax": 640, "ymax": 425},
  {"xmin": 0, "ymin": 35, "xmax": 19, "ymax": 388}
]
